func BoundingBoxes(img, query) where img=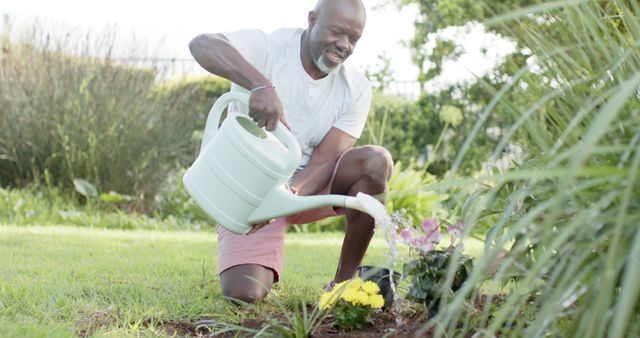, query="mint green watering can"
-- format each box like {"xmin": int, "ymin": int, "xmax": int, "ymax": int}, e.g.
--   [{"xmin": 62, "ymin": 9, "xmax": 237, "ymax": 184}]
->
[{"xmin": 183, "ymin": 92, "xmax": 380, "ymax": 234}]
